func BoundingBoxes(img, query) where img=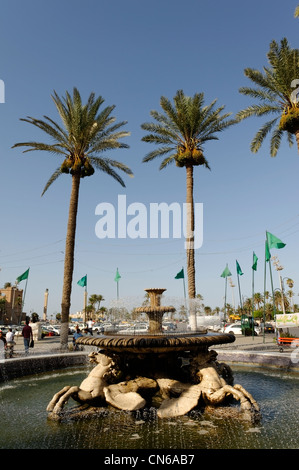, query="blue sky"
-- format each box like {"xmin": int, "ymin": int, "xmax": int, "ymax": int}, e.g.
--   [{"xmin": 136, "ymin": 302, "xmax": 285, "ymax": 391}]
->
[{"xmin": 1, "ymin": 0, "xmax": 299, "ymax": 318}]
